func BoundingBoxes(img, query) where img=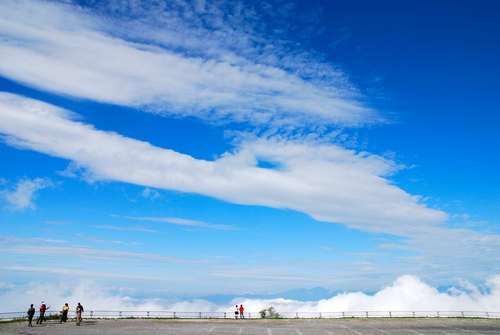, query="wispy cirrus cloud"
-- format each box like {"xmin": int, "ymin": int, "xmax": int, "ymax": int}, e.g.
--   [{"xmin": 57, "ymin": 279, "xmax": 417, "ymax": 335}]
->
[
  {"xmin": 0, "ymin": 0, "xmax": 375, "ymax": 128},
  {"xmin": 0, "ymin": 243, "xmax": 201, "ymax": 264},
  {"xmin": 93, "ymin": 224, "xmax": 158, "ymax": 234},
  {"xmin": 0, "ymin": 236, "xmax": 66, "ymax": 245},
  {"xmin": 1, "ymin": 265, "xmax": 168, "ymax": 282},
  {"xmin": 43, "ymin": 220, "xmax": 70, "ymax": 225},
  {"xmin": 0, "ymin": 93, "xmax": 445, "ymax": 236},
  {"xmin": 3, "ymin": 93, "xmax": 499, "ymax": 281},
  {"xmin": 76, "ymin": 234, "xmax": 141, "ymax": 247},
  {"xmin": 0, "ymin": 0, "xmax": 497, "ymax": 290},
  {"xmin": 141, "ymin": 188, "xmax": 161, "ymax": 200},
  {"xmin": 121, "ymin": 215, "xmax": 236, "ymax": 231},
  {"xmin": 1, "ymin": 177, "xmax": 52, "ymax": 210}
]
